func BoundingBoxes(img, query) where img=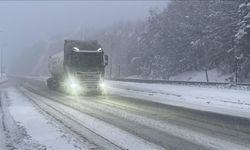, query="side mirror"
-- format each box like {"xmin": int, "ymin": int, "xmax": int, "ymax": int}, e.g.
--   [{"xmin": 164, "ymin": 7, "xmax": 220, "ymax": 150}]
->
[{"xmin": 104, "ymin": 55, "xmax": 108, "ymax": 66}]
